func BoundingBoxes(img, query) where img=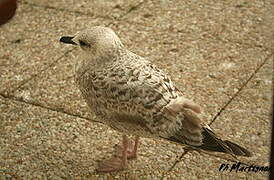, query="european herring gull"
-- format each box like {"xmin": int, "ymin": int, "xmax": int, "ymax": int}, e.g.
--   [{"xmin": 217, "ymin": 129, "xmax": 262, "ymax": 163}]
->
[{"xmin": 60, "ymin": 26, "xmax": 251, "ymax": 172}]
